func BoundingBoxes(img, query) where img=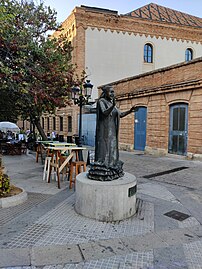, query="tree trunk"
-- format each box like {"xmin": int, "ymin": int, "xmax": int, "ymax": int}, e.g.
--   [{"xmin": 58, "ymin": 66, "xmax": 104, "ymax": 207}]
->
[{"xmin": 34, "ymin": 118, "xmax": 47, "ymax": 141}]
